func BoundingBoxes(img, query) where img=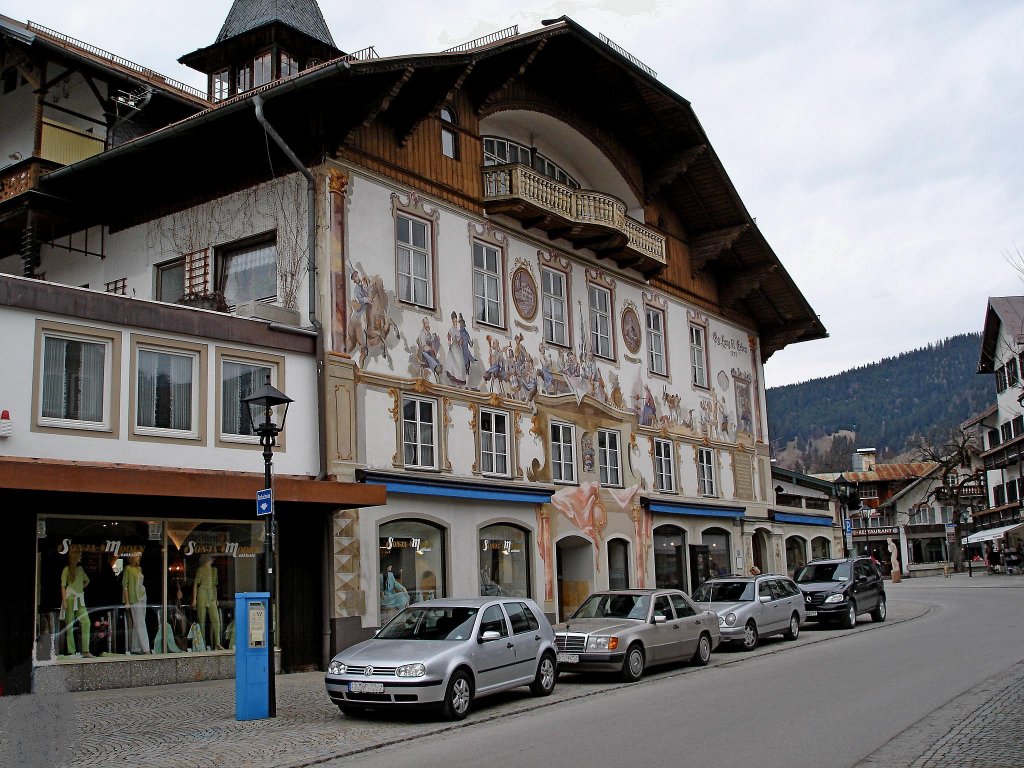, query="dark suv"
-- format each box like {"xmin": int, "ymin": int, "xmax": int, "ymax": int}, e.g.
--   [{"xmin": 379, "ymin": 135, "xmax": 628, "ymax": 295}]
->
[{"xmin": 793, "ymin": 557, "xmax": 886, "ymax": 628}]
